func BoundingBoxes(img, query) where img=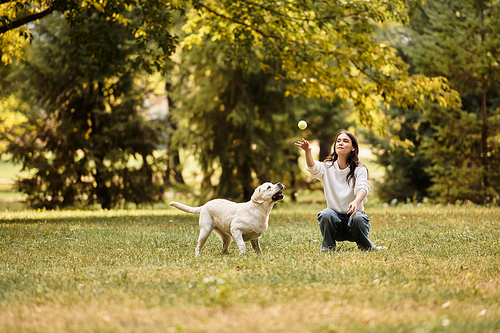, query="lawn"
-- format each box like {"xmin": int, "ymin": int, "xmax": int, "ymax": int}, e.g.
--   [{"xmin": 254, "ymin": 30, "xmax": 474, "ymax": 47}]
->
[{"xmin": 1, "ymin": 203, "xmax": 499, "ymax": 332}]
